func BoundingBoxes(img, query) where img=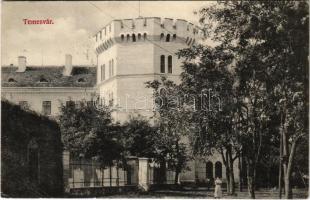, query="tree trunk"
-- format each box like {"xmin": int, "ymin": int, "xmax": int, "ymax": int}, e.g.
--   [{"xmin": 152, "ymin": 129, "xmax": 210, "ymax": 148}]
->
[
  {"xmin": 174, "ymin": 170, "xmax": 180, "ymax": 185},
  {"xmin": 246, "ymin": 159, "xmax": 255, "ymax": 199},
  {"xmin": 278, "ymin": 127, "xmax": 283, "ymax": 199},
  {"xmin": 283, "ymin": 140, "xmax": 298, "ymax": 199},
  {"xmin": 239, "ymin": 156, "xmax": 243, "ymax": 192},
  {"xmin": 228, "ymin": 150, "xmax": 236, "ymax": 195}
]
